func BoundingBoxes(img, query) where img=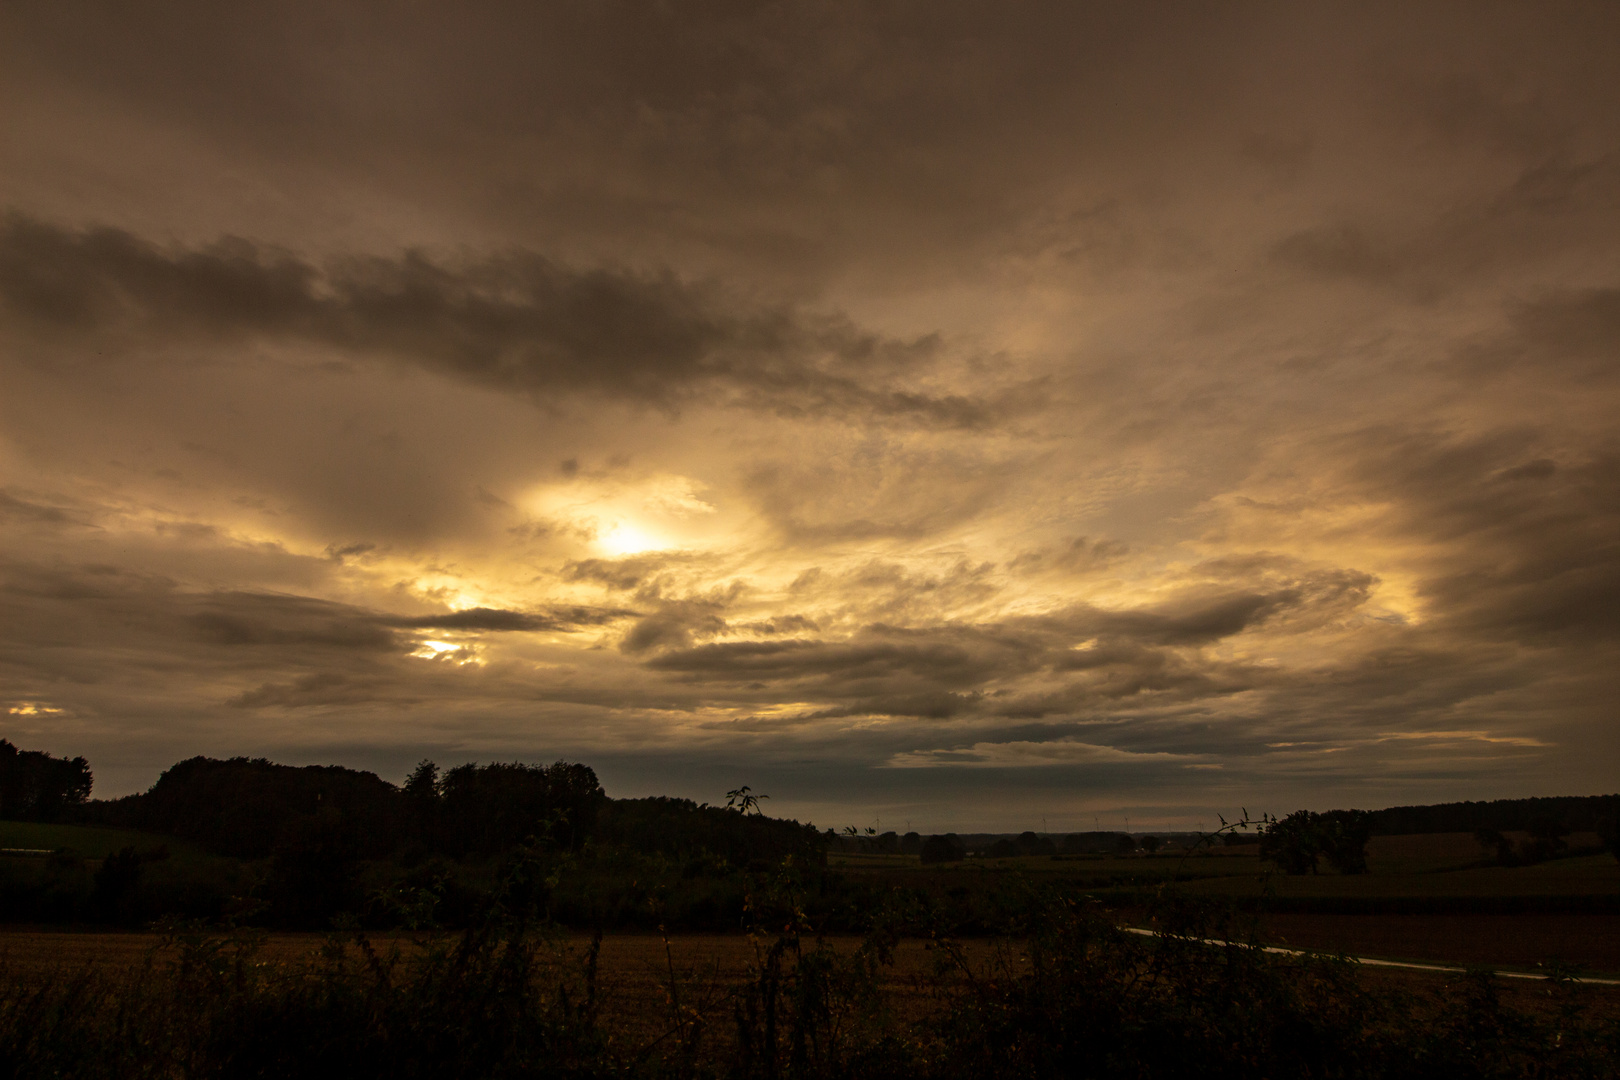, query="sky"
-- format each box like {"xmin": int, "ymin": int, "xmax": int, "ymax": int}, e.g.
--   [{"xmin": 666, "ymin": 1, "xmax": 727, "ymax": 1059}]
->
[{"xmin": 1, "ymin": 3, "xmax": 1617, "ymax": 832}]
